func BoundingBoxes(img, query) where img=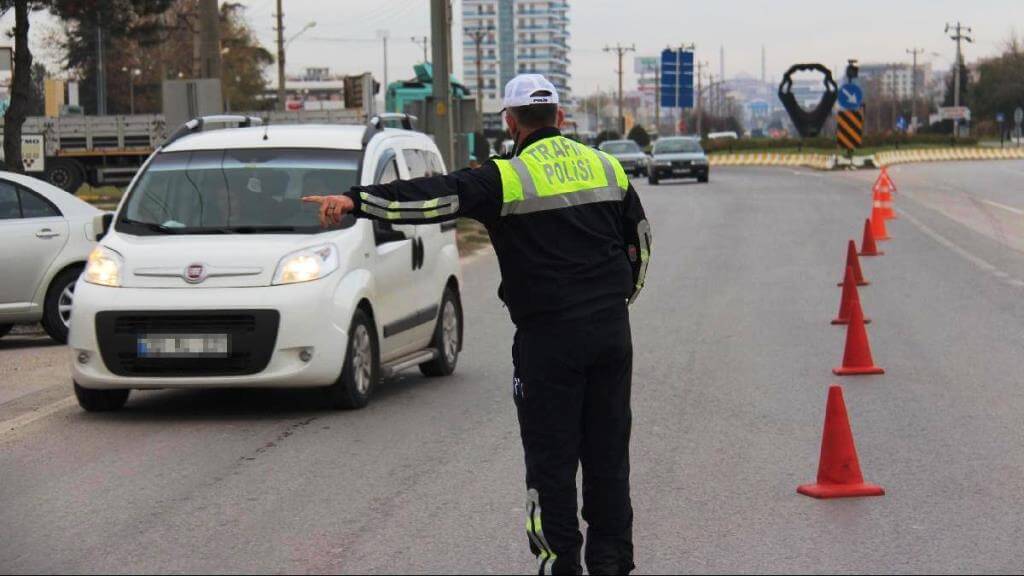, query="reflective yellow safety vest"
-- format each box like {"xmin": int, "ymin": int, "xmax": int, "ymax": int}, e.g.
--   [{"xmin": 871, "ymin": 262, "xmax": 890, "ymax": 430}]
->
[{"xmin": 494, "ymin": 135, "xmax": 630, "ymax": 216}]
